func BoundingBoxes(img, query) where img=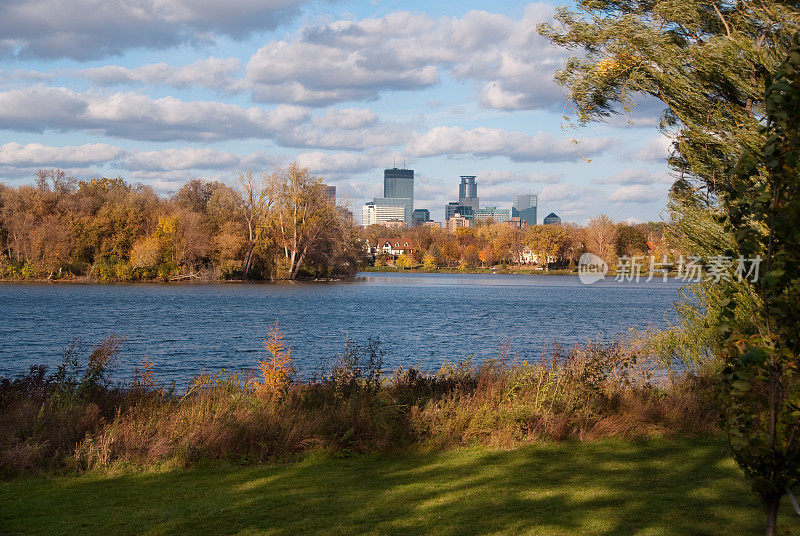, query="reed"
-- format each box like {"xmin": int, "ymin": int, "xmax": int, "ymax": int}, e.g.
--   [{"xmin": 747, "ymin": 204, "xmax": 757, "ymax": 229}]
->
[{"xmin": 0, "ymin": 328, "xmax": 719, "ymax": 476}]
